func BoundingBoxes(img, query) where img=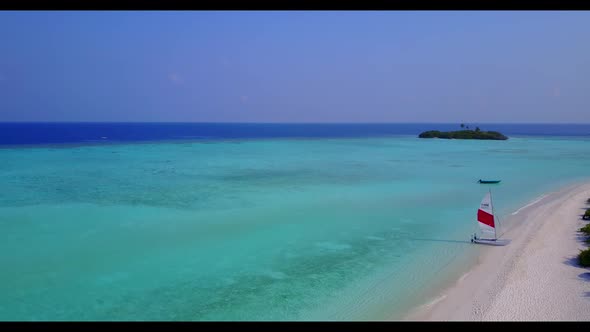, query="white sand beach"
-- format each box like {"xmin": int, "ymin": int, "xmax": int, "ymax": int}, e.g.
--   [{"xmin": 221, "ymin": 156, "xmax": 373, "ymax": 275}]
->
[{"xmin": 405, "ymin": 181, "xmax": 590, "ymax": 321}]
